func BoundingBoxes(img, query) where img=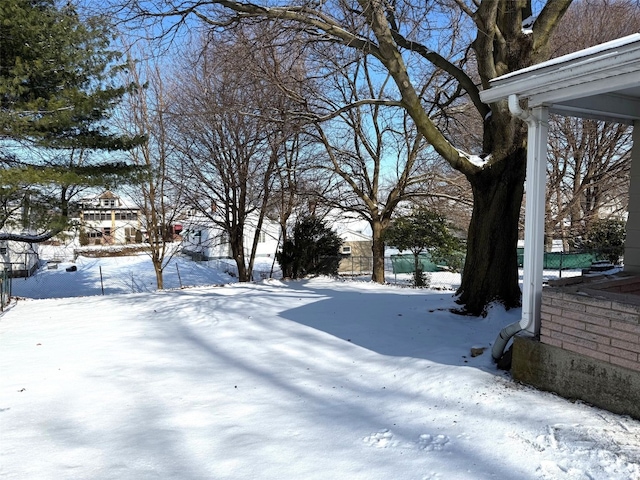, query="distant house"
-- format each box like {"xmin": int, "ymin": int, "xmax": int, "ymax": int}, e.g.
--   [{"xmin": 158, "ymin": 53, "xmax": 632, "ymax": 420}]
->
[
  {"xmin": 0, "ymin": 240, "xmax": 38, "ymax": 278},
  {"xmin": 0, "ymin": 200, "xmax": 40, "ymax": 277},
  {"xmin": 78, "ymin": 191, "xmax": 142, "ymax": 245},
  {"xmin": 180, "ymin": 211, "xmax": 231, "ymax": 260},
  {"xmin": 335, "ymin": 227, "xmax": 374, "ymax": 275},
  {"xmin": 181, "ymin": 210, "xmax": 375, "ymax": 270},
  {"xmin": 181, "ymin": 211, "xmax": 280, "ymax": 261}
]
